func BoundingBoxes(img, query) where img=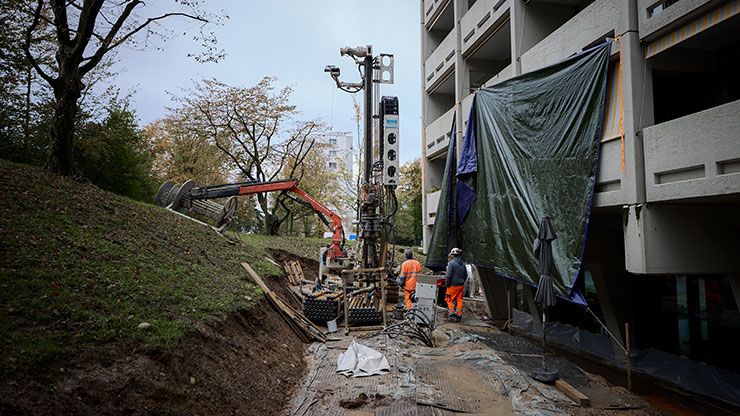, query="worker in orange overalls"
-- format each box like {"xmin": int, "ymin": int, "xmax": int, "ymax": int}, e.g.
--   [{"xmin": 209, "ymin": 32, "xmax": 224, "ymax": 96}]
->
[
  {"xmin": 399, "ymin": 249, "xmax": 422, "ymax": 310},
  {"xmin": 445, "ymin": 247, "xmax": 467, "ymax": 322}
]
